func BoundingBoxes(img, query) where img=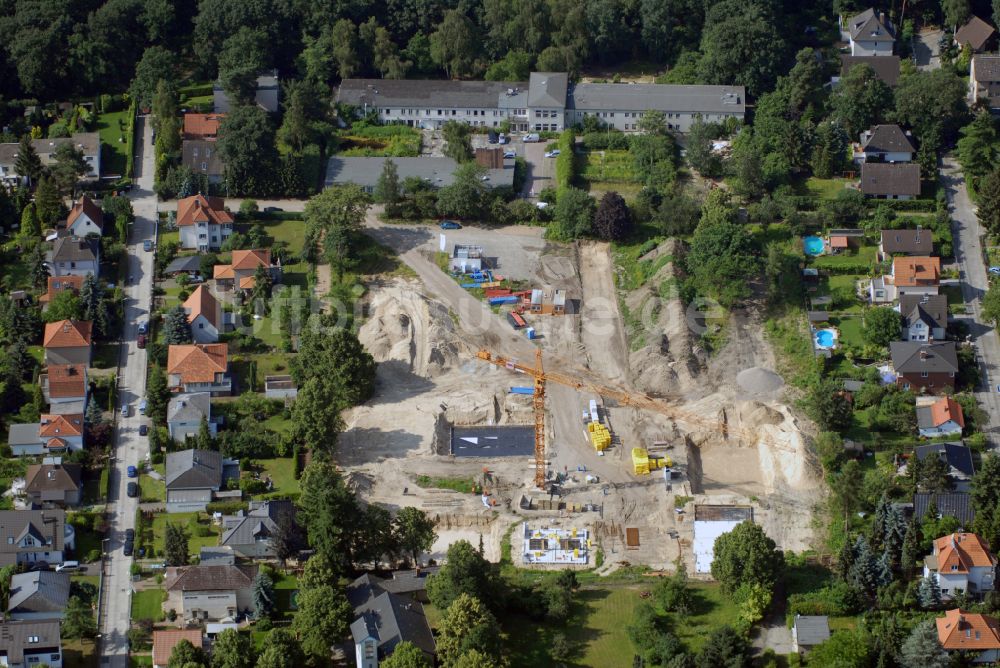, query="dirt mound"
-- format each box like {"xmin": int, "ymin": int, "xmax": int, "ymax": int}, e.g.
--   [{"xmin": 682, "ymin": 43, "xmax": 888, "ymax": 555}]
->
[
  {"xmin": 737, "ymin": 367, "xmax": 784, "ymax": 395},
  {"xmin": 359, "ymin": 282, "xmax": 460, "ymax": 377},
  {"xmin": 625, "ymin": 240, "xmax": 706, "ymax": 397}
]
